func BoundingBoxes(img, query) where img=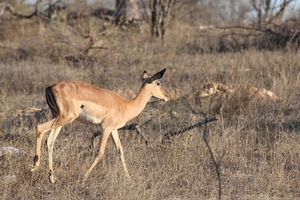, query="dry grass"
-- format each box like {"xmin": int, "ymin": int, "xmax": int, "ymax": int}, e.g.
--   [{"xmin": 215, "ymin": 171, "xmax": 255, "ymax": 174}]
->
[{"xmin": 0, "ymin": 18, "xmax": 300, "ymax": 200}]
